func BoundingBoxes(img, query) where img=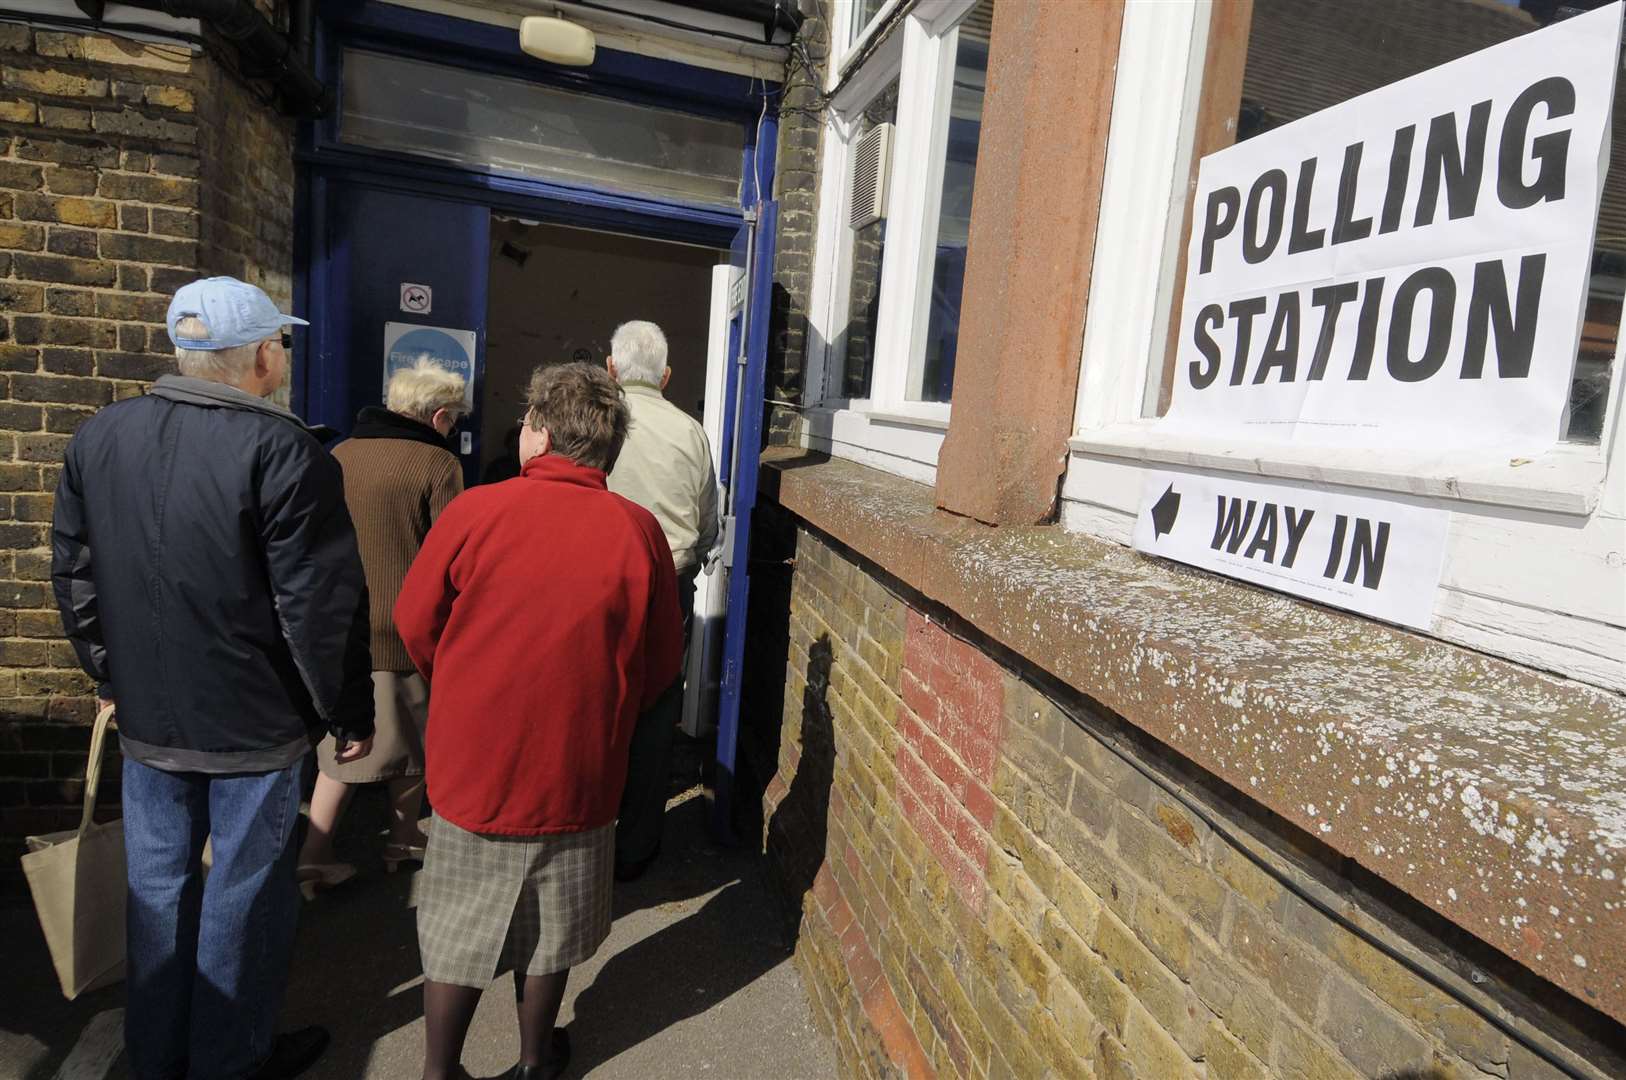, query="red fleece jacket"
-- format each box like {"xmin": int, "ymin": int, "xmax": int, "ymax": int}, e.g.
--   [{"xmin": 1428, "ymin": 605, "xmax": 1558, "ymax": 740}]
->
[{"xmin": 394, "ymin": 453, "xmax": 682, "ymax": 835}]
